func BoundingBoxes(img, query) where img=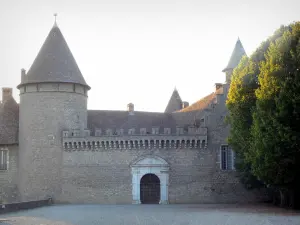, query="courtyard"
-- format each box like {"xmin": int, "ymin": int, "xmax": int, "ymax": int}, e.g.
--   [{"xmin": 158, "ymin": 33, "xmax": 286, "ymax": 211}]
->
[{"xmin": 0, "ymin": 204, "xmax": 299, "ymax": 225}]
